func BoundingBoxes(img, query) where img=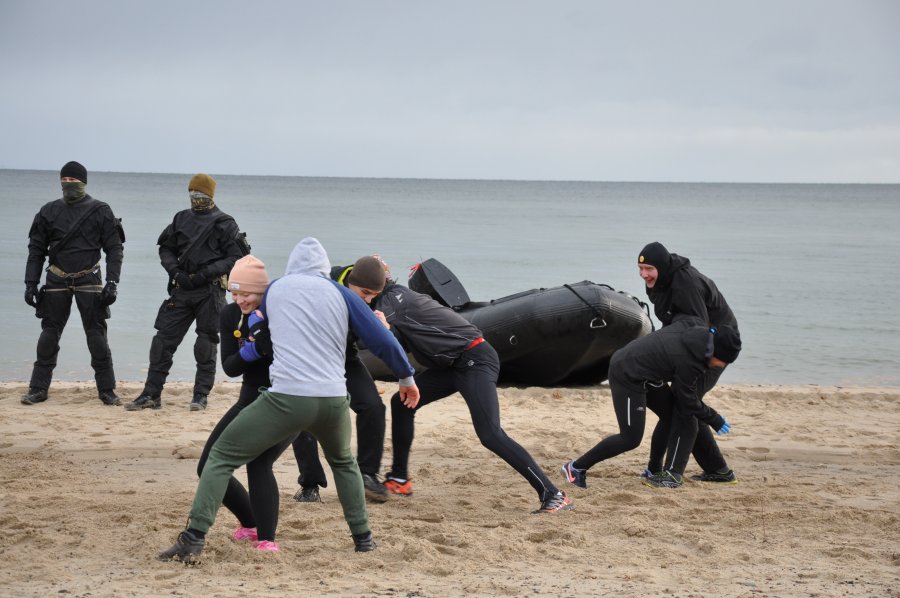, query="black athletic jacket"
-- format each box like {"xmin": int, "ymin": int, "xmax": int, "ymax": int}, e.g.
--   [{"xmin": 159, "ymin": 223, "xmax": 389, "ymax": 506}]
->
[
  {"xmin": 219, "ymin": 302, "xmax": 271, "ymax": 388},
  {"xmin": 609, "ymin": 317, "xmax": 726, "ymax": 431},
  {"xmin": 26, "ymin": 195, "xmax": 124, "ymax": 284},
  {"xmin": 375, "ymin": 283, "xmax": 482, "ymax": 370},
  {"xmin": 647, "ymin": 254, "xmax": 738, "ymax": 331}
]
